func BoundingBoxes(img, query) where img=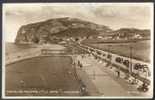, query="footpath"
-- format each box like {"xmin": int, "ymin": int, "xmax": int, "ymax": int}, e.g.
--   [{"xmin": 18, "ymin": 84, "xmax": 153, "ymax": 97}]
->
[{"xmin": 74, "ymin": 54, "xmax": 152, "ymax": 97}]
